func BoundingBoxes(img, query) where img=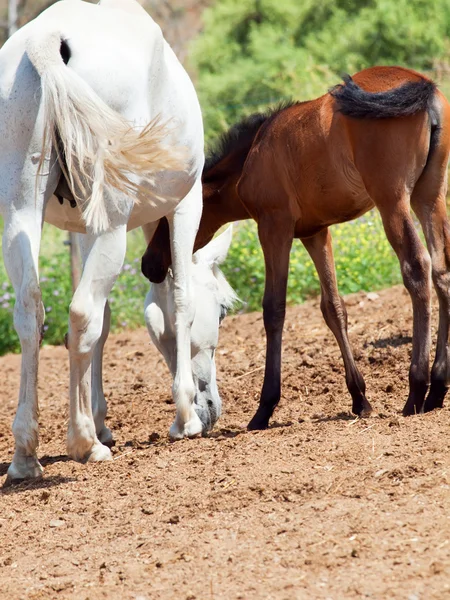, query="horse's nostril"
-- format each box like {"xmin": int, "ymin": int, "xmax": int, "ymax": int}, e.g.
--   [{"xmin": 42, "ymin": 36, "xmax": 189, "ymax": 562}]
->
[{"xmin": 207, "ymin": 399, "xmax": 213, "ymax": 407}]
